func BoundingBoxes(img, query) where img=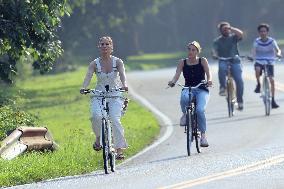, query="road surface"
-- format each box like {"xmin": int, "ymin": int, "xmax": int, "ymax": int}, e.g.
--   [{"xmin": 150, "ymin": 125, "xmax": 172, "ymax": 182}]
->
[{"xmin": 8, "ymin": 62, "xmax": 284, "ymax": 189}]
